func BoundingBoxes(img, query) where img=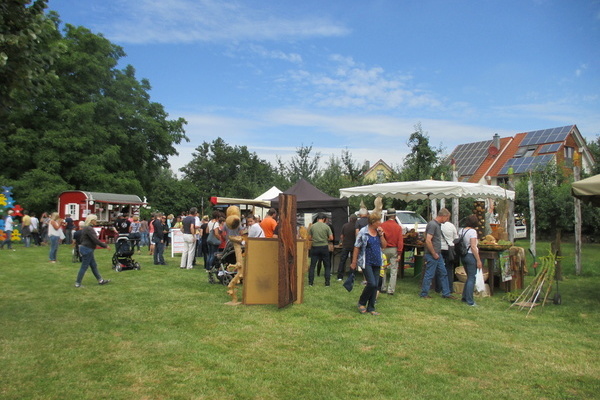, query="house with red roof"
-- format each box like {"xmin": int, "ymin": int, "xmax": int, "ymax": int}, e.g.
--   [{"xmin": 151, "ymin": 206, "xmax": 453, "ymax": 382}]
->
[{"xmin": 447, "ymin": 125, "xmax": 594, "ymax": 185}]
